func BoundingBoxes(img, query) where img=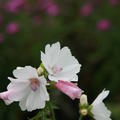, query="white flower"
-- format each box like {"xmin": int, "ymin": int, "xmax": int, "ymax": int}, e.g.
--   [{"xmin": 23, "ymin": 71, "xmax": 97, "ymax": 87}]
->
[
  {"xmin": 0, "ymin": 66, "xmax": 49, "ymax": 111},
  {"xmin": 91, "ymin": 90, "xmax": 112, "ymax": 120},
  {"xmin": 41, "ymin": 42, "xmax": 81, "ymax": 82}
]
